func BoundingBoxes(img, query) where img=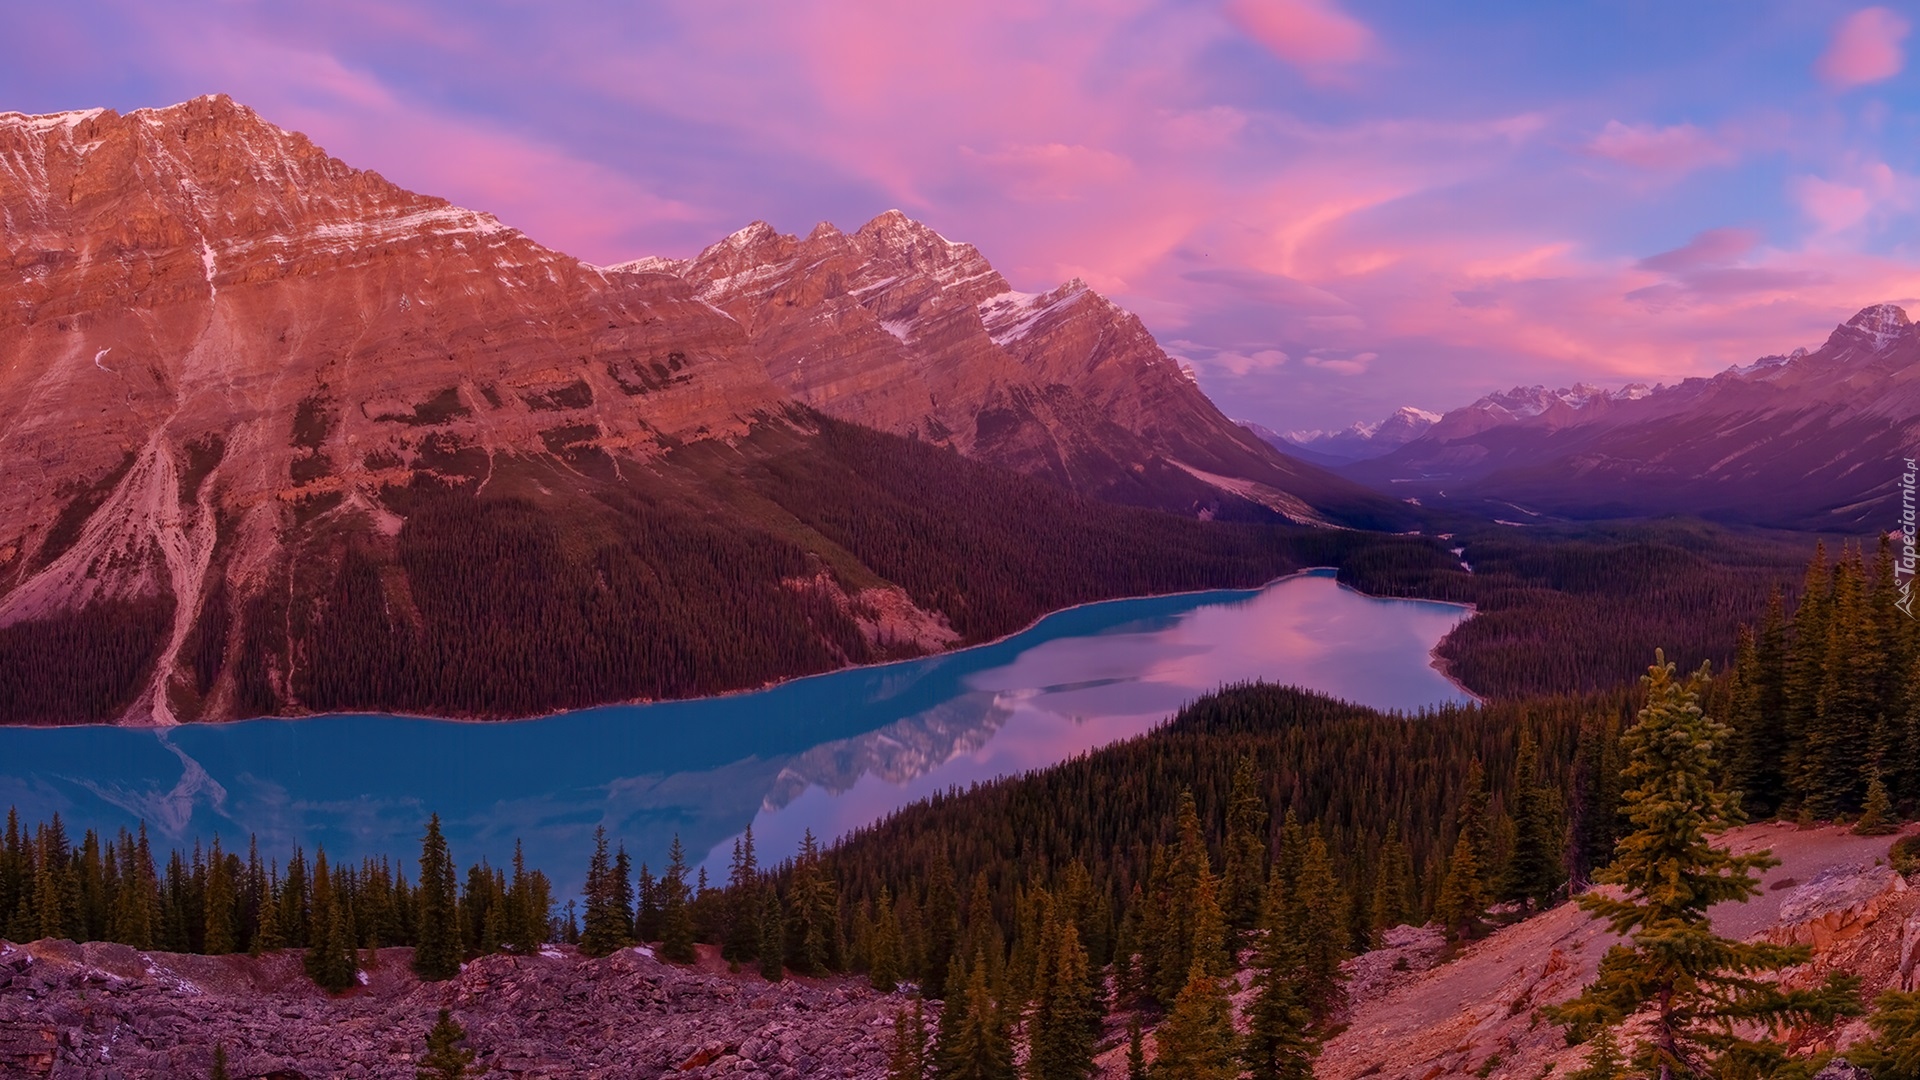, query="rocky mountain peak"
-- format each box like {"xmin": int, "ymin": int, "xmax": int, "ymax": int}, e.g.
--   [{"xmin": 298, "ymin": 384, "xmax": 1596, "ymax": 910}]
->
[{"xmin": 1839, "ymin": 302, "xmax": 1913, "ymax": 351}]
